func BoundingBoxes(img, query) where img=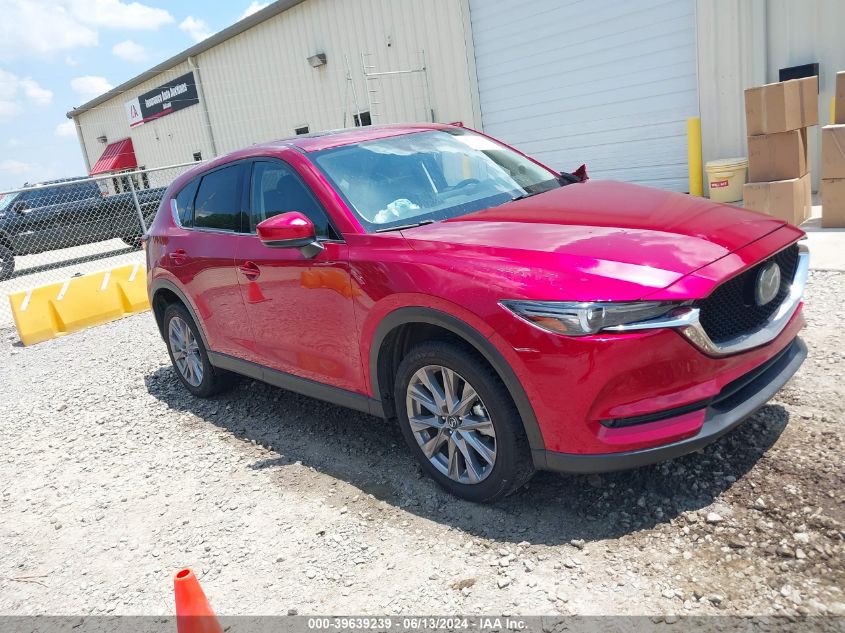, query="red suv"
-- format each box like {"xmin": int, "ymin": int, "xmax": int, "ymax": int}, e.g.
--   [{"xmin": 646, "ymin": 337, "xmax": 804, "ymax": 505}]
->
[{"xmin": 147, "ymin": 124, "xmax": 807, "ymax": 502}]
